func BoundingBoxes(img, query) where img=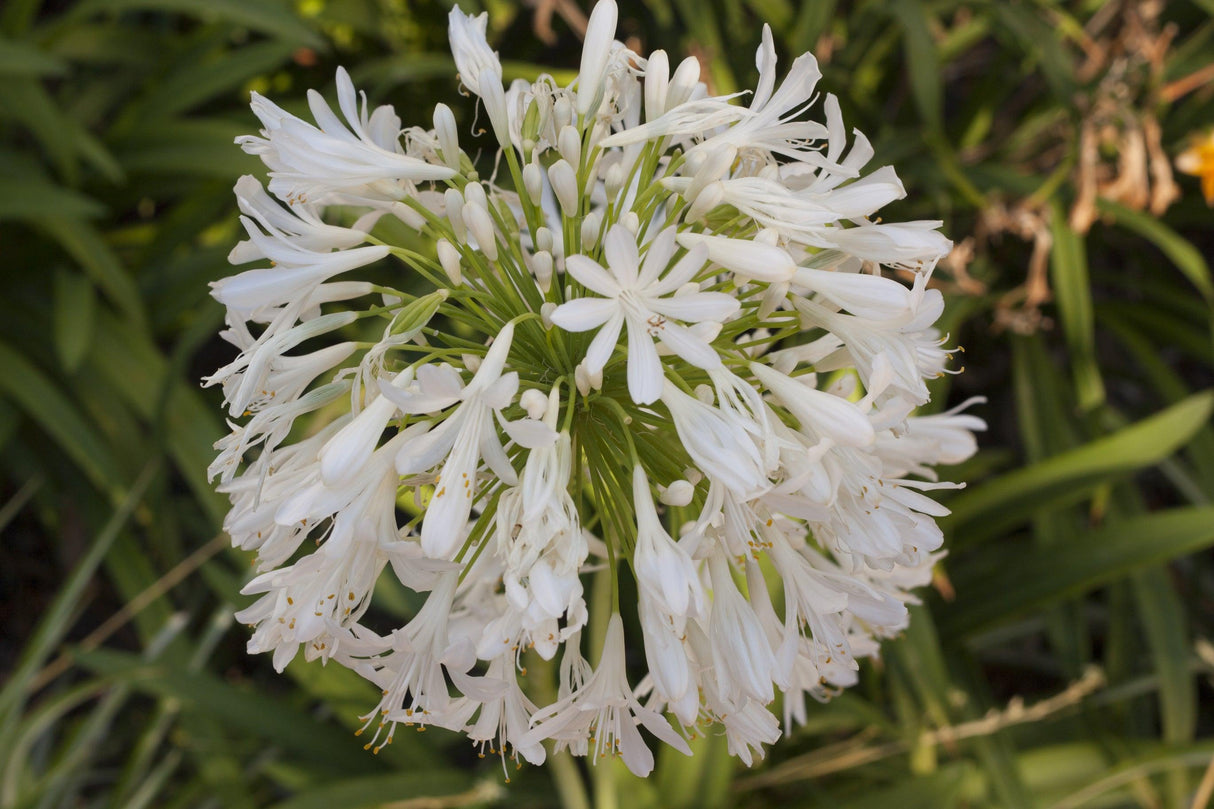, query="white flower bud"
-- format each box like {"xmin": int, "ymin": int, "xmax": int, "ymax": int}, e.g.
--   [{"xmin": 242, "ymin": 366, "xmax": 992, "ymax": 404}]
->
[
  {"xmin": 436, "ymin": 239, "xmax": 463, "ymax": 286},
  {"xmin": 580, "ymin": 211, "xmax": 601, "ymax": 250},
  {"xmin": 433, "ymin": 103, "xmax": 460, "ymax": 171},
  {"xmin": 576, "ymin": 0, "xmax": 618, "ymax": 116},
  {"xmin": 522, "ymin": 161, "xmax": 544, "ymax": 206},
  {"xmin": 659, "ymin": 479, "xmax": 694, "ymax": 507},
  {"xmin": 444, "ymin": 188, "xmax": 466, "ymax": 241},
  {"xmin": 548, "ymin": 159, "xmax": 579, "ymax": 217},
  {"xmin": 667, "ymin": 55, "xmax": 701, "ymax": 110},
  {"xmin": 604, "ymin": 163, "xmax": 625, "ymax": 200},
  {"xmin": 392, "ymin": 202, "xmax": 425, "ymax": 230},
  {"xmin": 645, "ymin": 49, "xmax": 670, "ymax": 121},
  {"xmin": 463, "ymin": 201, "xmax": 498, "ymax": 261},
  {"xmin": 621, "ymin": 211, "xmax": 640, "ymax": 234},
  {"xmin": 553, "ymin": 96, "xmax": 573, "ymax": 130},
  {"xmin": 685, "ymin": 181, "xmax": 723, "ymax": 222},
  {"xmin": 463, "ymin": 181, "xmax": 487, "ymax": 208},
  {"xmin": 520, "ymin": 388, "xmax": 548, "ymax": 419},
  {"xmin": 531, "ymin": 250, "xmax": 554, "ymax": 291},
  {"xmin": 557, "ymin": 125, "xmax": 581, "ymax": 167},
  {"xmin": 540, "ymin": 301, "xmax": 557, "ymax": 328},
  {"xmin": 574, "ymin": 361, "xmax": 602, "ymax": 396},
  {"xmin": 535, "ymin": 226, "xmax": 554, "ymax": 253},
  {"xmin": 462, "ymin": 352, "xmax": 482, "ymax": 373}
]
